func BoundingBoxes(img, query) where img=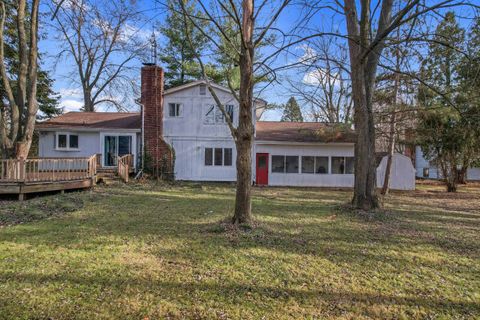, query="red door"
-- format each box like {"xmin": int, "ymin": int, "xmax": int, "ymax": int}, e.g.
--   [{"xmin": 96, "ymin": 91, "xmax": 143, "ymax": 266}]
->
[{"xmin": 256, "ymin": 153, "xmax": 269, "ymax": 185}]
